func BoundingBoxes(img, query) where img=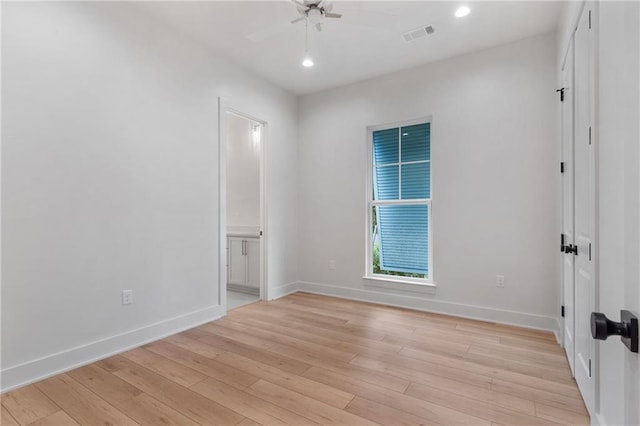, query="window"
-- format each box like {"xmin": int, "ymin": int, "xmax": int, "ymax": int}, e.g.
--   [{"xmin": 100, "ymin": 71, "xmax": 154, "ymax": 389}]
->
[{"xmin": 366, "ymin": 120, "xmax": 432, "ymax": 283}]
